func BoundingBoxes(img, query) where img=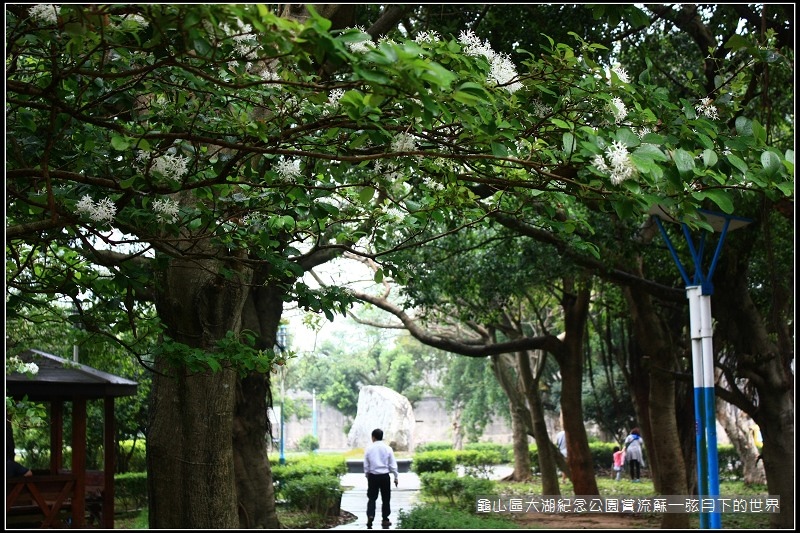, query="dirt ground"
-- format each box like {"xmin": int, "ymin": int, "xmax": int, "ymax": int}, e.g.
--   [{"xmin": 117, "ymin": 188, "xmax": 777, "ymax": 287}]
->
[{"xmin": 509, "ymin": 511, "xmax": 663, "ymax": 529}]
